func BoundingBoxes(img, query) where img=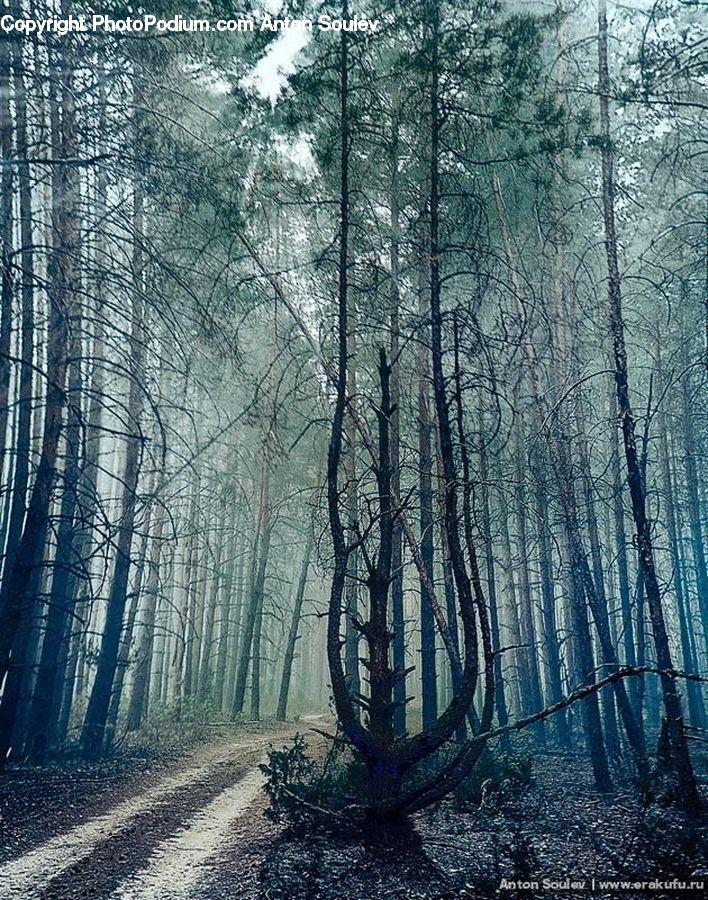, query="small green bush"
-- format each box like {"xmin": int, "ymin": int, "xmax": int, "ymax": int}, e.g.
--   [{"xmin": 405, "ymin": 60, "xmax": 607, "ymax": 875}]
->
[
  {"xmin": 398, "ymin": 743, "xmax": 532, "ymax": 810},
  {"xmin": 261, "ymin": 732, "xmax": 533, "ymax": 831},
  {"xmin": 454, "ymin": 747, "xmax": 533, "ymax": 807},
  {"xmin": 261, "ymin": 732, "xmax": 367, "ymax": 832}
]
